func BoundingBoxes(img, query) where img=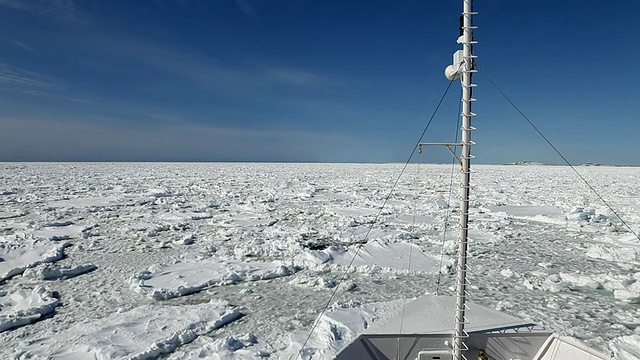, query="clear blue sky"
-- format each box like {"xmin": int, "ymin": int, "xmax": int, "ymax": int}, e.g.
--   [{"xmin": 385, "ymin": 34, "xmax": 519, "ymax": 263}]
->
[{"xmin": 0, "ymin": 0, "xmax": 638, "ymax": 164}]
